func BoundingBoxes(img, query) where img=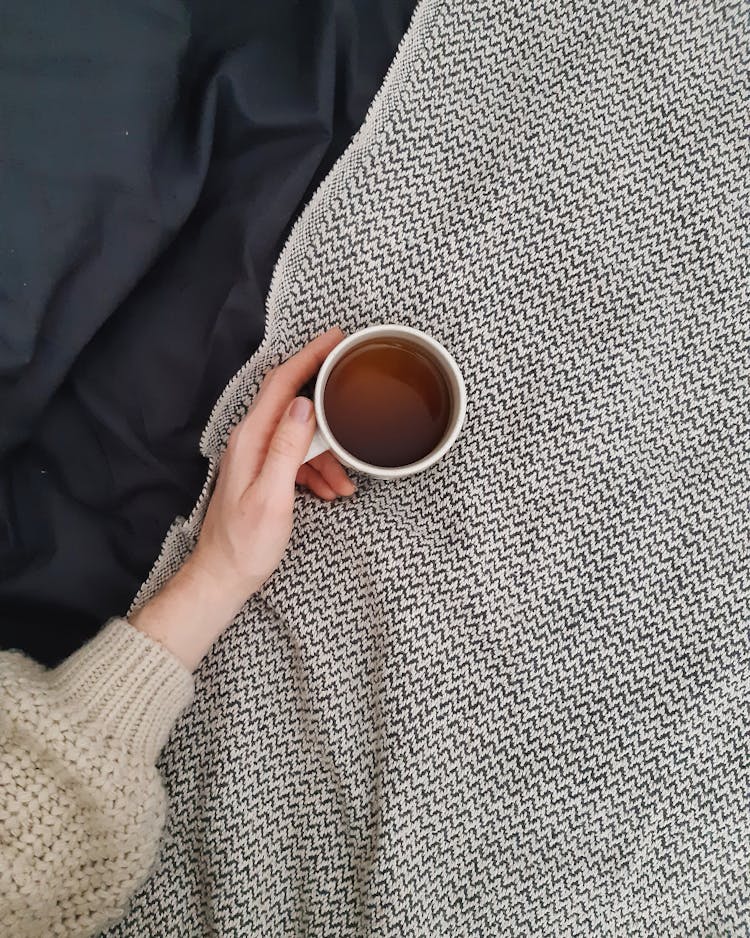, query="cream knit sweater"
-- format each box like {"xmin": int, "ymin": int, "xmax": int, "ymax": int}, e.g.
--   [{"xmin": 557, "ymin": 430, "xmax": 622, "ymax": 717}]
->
[{"xmin": 0, "ymin": 619, "xmax": 194, "ymax": 937}]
